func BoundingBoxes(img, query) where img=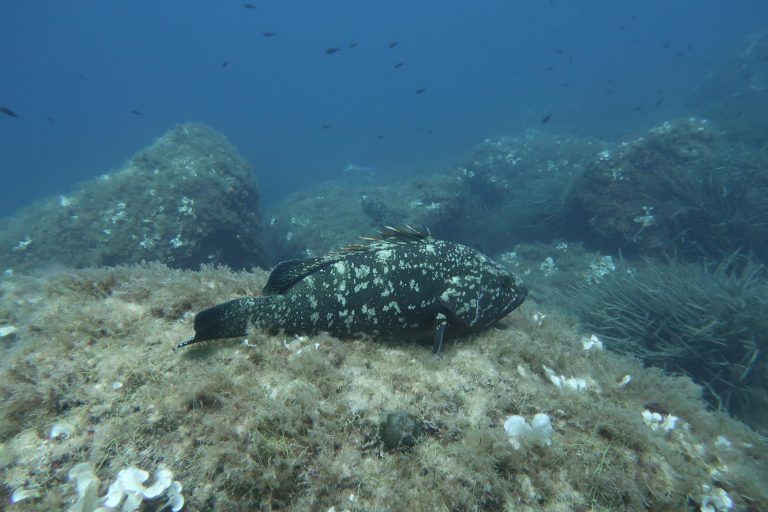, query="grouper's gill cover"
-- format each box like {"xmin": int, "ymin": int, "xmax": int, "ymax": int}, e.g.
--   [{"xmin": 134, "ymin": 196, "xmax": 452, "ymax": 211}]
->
[{"xmin": 178, "ymin": 227, "xmax": 527, "ymax": 353}]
